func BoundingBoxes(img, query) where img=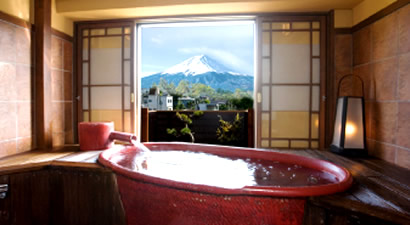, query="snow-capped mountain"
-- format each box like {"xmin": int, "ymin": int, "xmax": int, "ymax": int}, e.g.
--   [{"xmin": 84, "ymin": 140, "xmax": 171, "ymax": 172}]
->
[
  {"xmin": 142, "ymin": 55, "xmax": 253, "ymax": 92},
  {"xmin": 161, "ymin": 54, "xmax": 240, "ymax": 76}
]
